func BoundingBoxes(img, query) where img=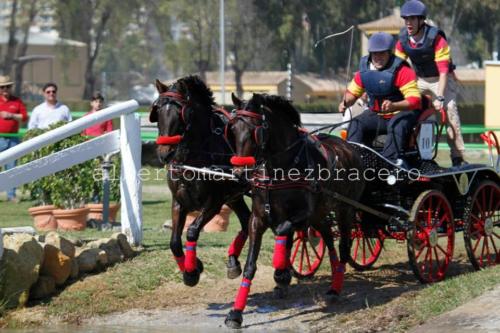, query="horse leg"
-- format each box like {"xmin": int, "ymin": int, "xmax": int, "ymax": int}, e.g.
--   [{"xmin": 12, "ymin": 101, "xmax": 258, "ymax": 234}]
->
[
  {"xmin": 312, "ymin": 218, "xmax": 340, "ymax": 296},
  {"xmin": 273, "ymin": 221, "xmax": 294, "ymax": 299},
  {"xmin": 225, "ymin": 214, "xmax": 266, "ymax": 329},
  {"xmin": 170, "ymin": 199, "xmax": 188, "ymax": 272},
  {"xmin": 330, "ymin": 207, "xmax": 354, "ymax": 295},
  {"xmin": 225, "ymin": 196, "xmax": 251, "ymax": 279},
  {"xmin": 183, "ymin": 199, "xmax": 224, "ymax": 287}
]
